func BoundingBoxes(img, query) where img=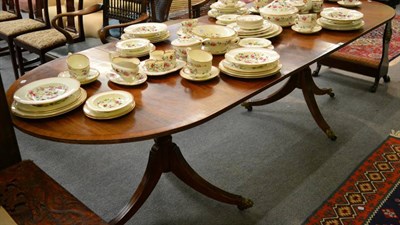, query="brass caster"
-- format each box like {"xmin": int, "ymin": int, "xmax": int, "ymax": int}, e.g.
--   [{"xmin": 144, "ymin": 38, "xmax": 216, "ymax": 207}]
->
[
  {"xmin": 237, "ymin": 198, "xmax": 254, "ymax": 210},
  {"xmin": 241, "ymin": 102, "xmax": 253, "ymax": 112},
  {"xmin": 328, "ymin": 89, "xmax": 335, "ymax": 98},
  {"xmin": 326, "ymin": 129, "xmax": 337, "ymax": 141}
]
